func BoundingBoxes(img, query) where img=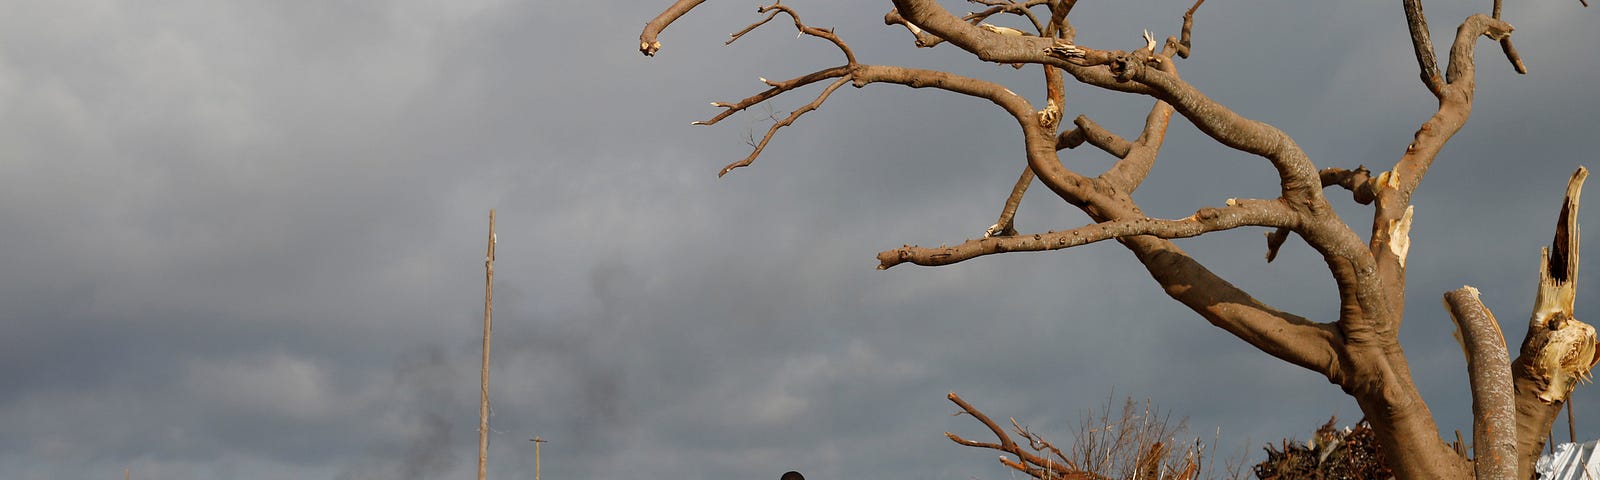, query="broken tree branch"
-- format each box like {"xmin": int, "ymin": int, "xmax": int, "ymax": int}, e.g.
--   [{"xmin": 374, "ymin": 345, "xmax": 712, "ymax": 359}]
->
[
  {"xmin": 1512, "ymin": 167, "xmax": 1596, "ymax": 479},
  {"xmin": 641, "ymin": 0, "xmax": 708, "ymax": 56},
  {"xmin": 1442, "ymin": 286, "xmax": 1516, "ymax": 480}
]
